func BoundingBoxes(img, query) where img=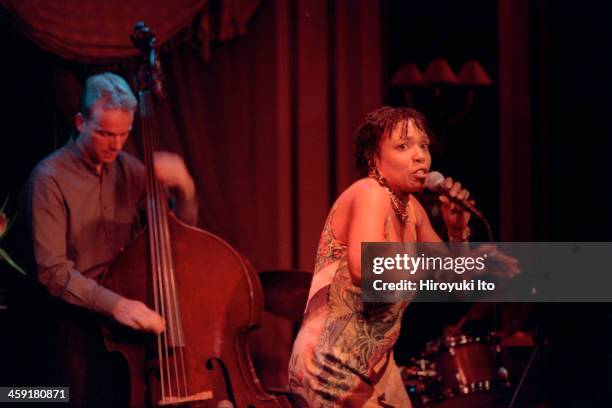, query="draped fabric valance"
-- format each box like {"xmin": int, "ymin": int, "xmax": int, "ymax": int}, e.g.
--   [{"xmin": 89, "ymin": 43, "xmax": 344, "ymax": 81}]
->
[{"xmin": 0, "ymin": 0, "xmax": 262, "ymax": 62}]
